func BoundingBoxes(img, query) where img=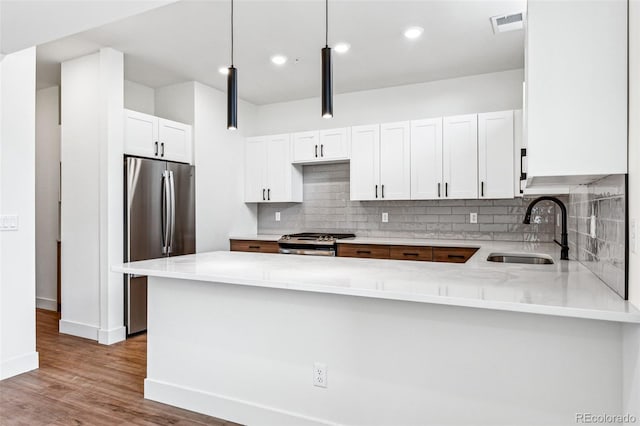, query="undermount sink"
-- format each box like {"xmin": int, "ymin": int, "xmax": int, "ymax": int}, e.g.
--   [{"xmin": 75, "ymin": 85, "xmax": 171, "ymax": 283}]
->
[{"xmin": 486, "ymin": 253, "xmax": 554, "ymax": 265}]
